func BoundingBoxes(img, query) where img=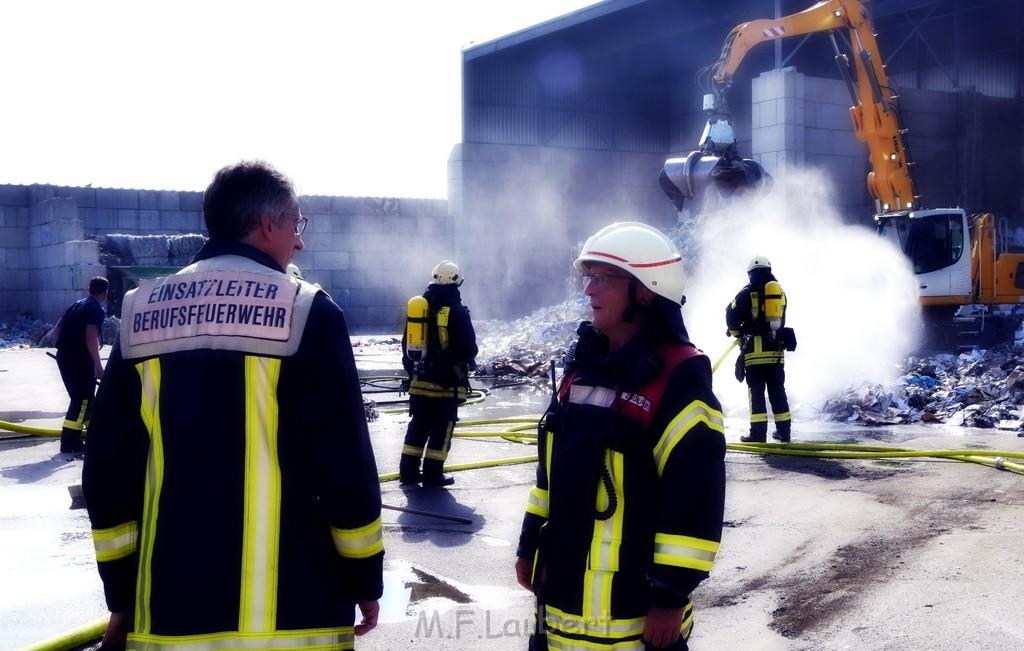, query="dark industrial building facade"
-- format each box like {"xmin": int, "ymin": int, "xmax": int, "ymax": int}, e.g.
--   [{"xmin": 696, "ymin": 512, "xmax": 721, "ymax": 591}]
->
[
  {"xmin": 452, "ymin": 0, "xmax": 1024, "ymax": 319},
  {"xmin": 3, "ymin": 1, "xmax": 1022, "ymax": 327}
]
